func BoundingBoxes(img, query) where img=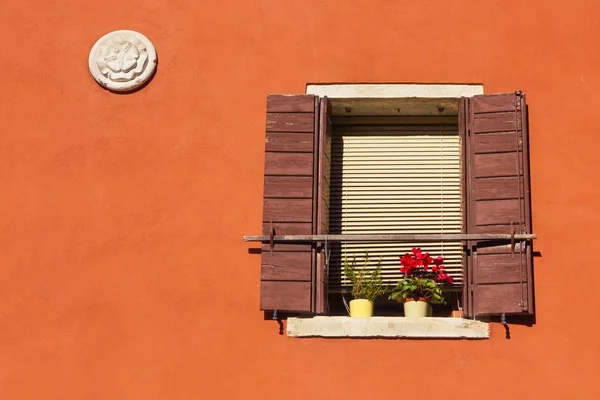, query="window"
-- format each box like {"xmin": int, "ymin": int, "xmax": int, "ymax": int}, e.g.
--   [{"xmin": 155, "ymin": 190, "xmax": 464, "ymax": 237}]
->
[{"xmin": 256, "ymin": 86, "xmax": 534, "ymax": 319}]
